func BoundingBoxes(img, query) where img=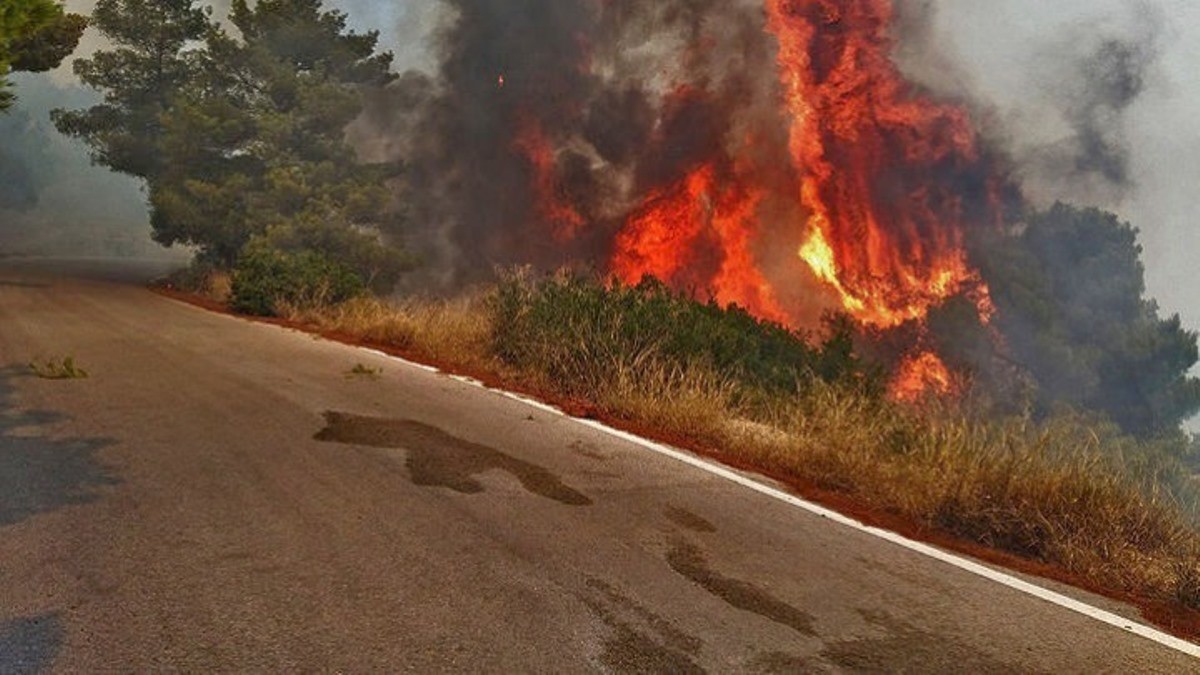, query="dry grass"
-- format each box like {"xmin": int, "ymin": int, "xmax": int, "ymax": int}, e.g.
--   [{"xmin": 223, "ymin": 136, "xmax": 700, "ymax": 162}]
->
[
  {"xmin": 282, "ymin": 294, "xmax": 494, "ymax": 370},
  {"xmin": 163, "ymin": 264, "xmax": 233, "ymax": 304},
  {"xmin": 285, "ymin": 284, "xmax": 1200, "ymax": 613}
]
